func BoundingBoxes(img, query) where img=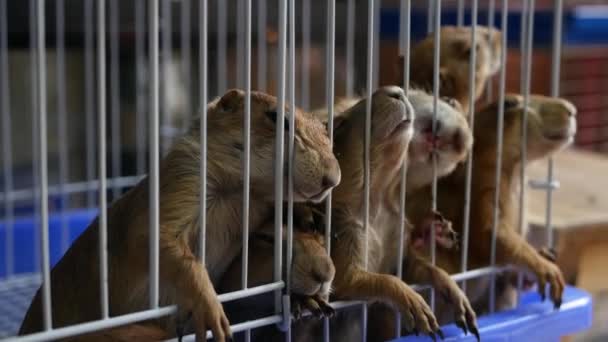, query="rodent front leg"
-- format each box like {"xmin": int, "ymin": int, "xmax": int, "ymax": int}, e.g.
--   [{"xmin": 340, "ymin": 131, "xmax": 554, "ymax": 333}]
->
[
  {"xmin": 492, "ymin": 227, "xmax": 565, "ymax": 308},
  {"xmin": 332, "ymin": 266, "xmax": 442, "ymax": 339},
  {"xmin": 403, "ymin": 249, "xmax": 479, "ymax": 340},
  {"xmin": 159, "ymin": 228, "xmax": 231, "ymax": 342}
]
